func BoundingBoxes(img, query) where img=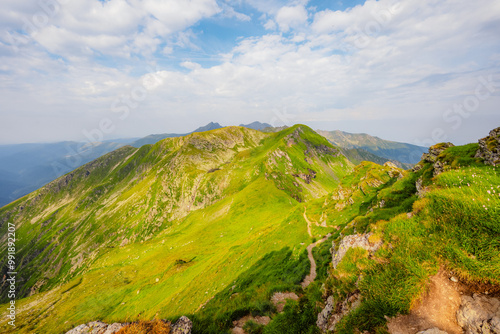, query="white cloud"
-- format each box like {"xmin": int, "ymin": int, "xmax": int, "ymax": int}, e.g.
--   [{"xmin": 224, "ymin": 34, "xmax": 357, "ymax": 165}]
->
[
  {"xmin": 275, "ymin": 5, "xmax": 308, "ymax": 32},
  {"xmin": 1, "ymin": 0, "xmax": 500, "ymax": 145},
  {"xmin": 0, "ymin": 0, "xmax": 220, "ymax": 60}
]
